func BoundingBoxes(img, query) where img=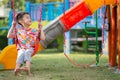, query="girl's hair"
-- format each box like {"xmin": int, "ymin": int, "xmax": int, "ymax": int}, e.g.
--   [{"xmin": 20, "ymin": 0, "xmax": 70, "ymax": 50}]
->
[{"xmin": 16, "ymin": 12, "xmax": 29, "ymax": 25}]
